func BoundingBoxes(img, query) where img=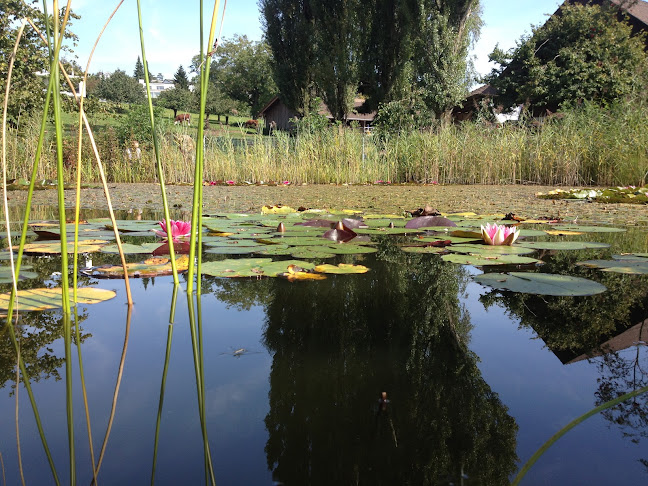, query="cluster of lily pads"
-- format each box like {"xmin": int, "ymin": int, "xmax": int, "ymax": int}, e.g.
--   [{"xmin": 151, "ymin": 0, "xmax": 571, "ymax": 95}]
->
[
  {"xmin": 536, "ymin": 186, "xmax": 648, "ymax": 204},
  {"xmin": 2, "ymin": 205, "xmax": 647, "ymax": 301}
]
